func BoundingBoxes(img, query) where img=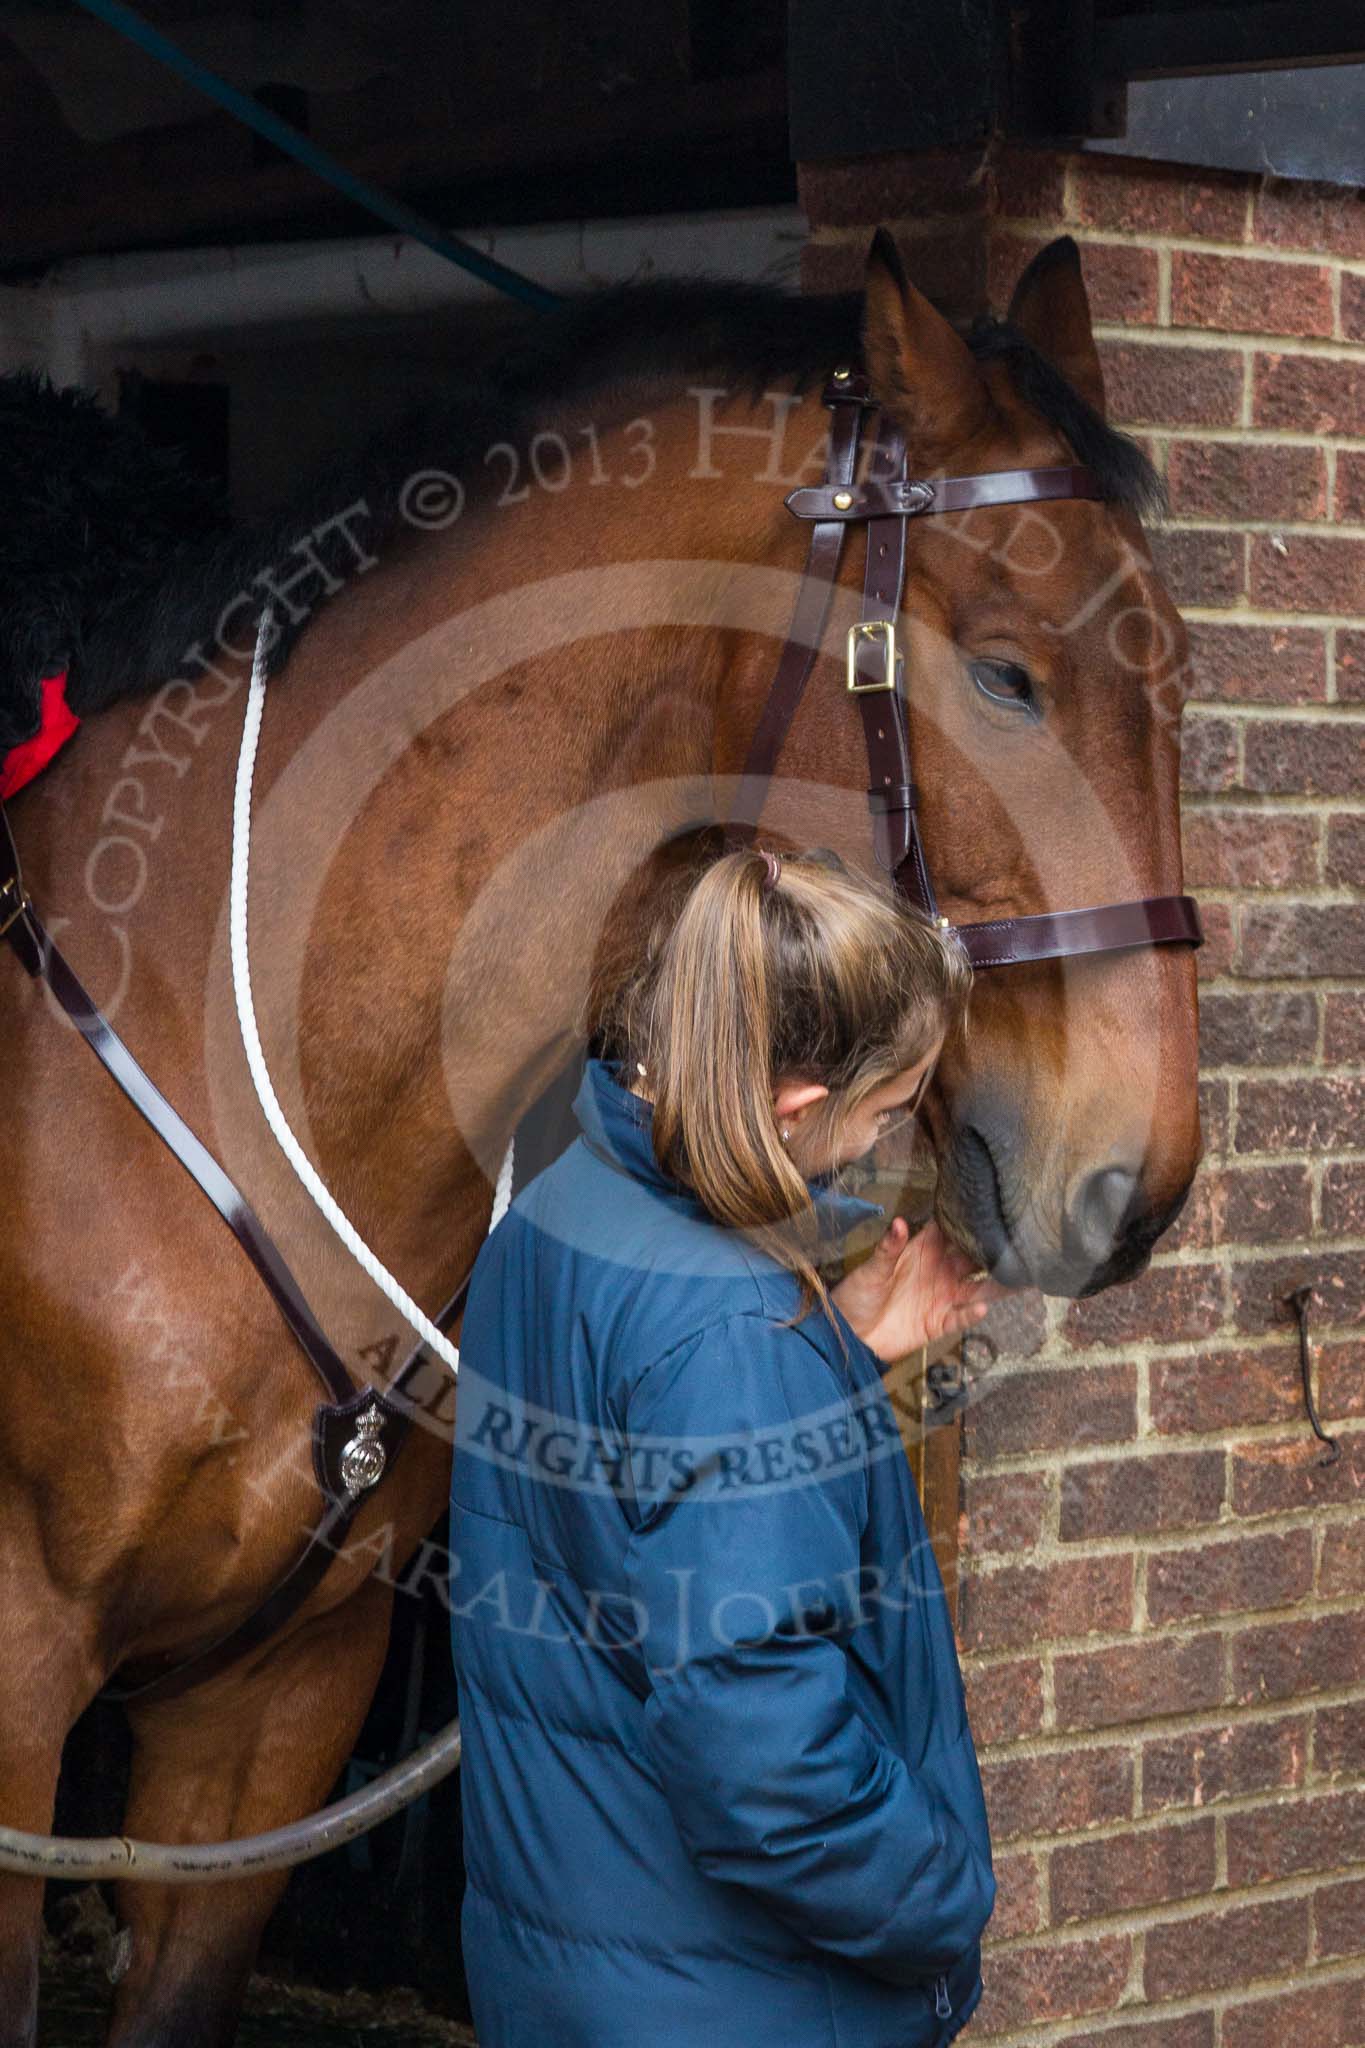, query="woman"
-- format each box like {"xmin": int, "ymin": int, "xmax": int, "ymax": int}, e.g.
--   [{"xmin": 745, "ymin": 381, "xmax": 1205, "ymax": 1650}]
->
[{"xmin": 450, "ymin": 845, "xmax": 1002, "ymax": 2047}]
